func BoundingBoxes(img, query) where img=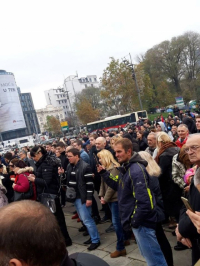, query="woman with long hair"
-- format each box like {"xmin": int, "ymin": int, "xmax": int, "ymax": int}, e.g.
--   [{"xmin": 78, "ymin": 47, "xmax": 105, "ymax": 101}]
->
[
  {"xmin": 97, "ymin": 149, "xmax": 126, "ymax": 258},
  {"xmin": 139, "ymin": 151, "xmax": 174, "ymax": 266},
  {"xmin": 29, "ymin": 145, "xmax": 72, "ymax": 246},
  {"xmin": 136, "ymin": 130, "xmax": 148, "ymax": 151}
]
